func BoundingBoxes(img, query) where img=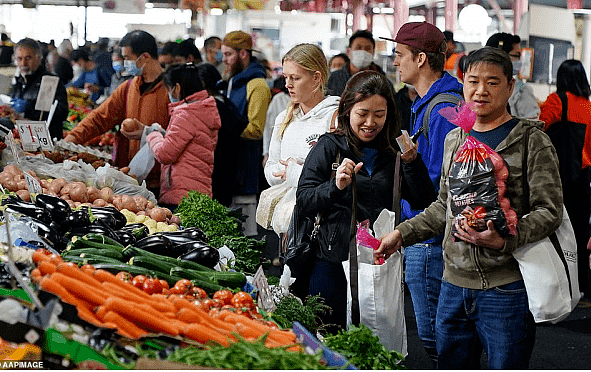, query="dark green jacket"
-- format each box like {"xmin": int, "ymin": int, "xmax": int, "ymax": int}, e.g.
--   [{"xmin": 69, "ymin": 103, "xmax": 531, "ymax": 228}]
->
[{"xmin": 397, "ymin": 118, "xmax": 564, "ymax": 290}]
